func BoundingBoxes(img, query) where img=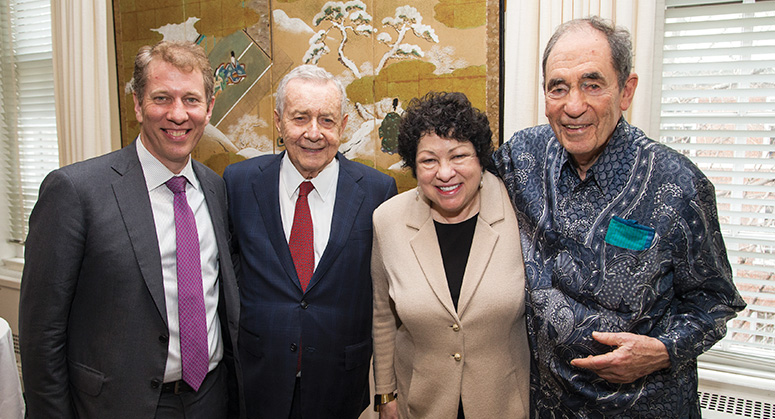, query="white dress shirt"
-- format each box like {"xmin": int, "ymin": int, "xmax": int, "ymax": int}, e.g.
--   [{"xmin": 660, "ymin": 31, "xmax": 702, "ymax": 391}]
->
[
  {"xmin": 278, "ymin": 152, "xmax": 339, "ymax": 270},
  {"xmin": 136, "ymin": 137, "xmax": 223, "ymax": 383}
]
